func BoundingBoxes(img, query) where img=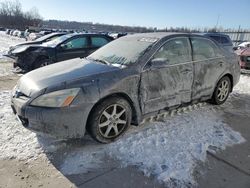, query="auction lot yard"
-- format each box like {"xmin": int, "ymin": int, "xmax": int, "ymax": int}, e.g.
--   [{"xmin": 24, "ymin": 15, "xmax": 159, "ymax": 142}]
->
[{"xmin": 0, "ymin": 33, "xmax": 250, "ymax": 188}]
